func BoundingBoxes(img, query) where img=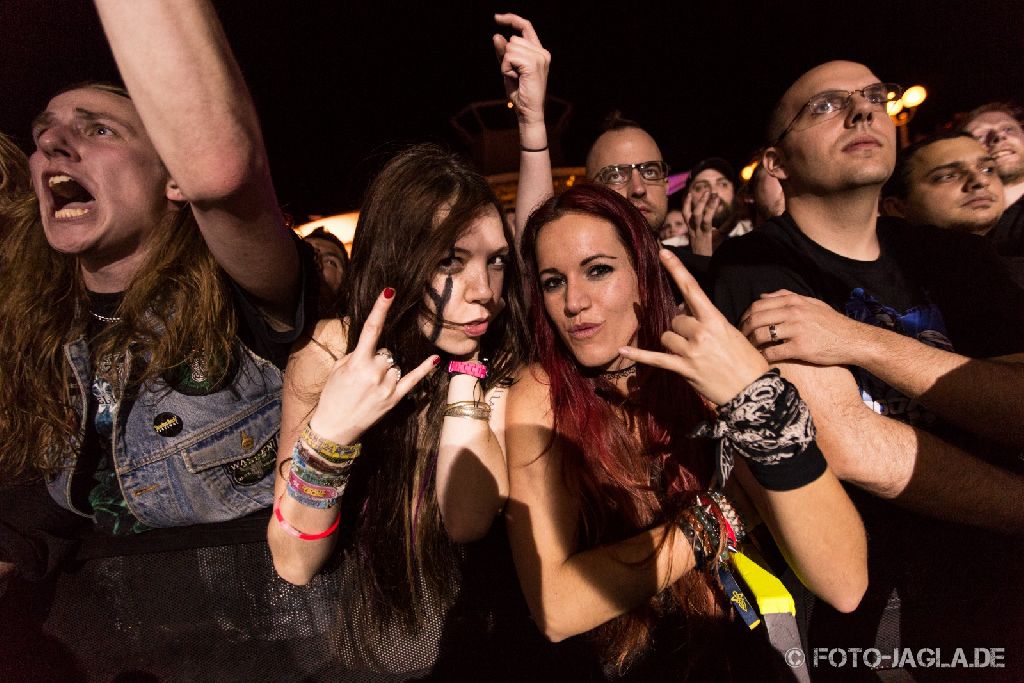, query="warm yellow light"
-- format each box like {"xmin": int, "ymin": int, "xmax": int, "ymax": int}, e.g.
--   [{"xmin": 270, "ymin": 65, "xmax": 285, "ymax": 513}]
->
[
  {"xmin": 902, "ymin": 85, "xmax": 927, "ymax": 109},
  {"xmin": 886, "ymin": 99, "xmax": 905, "ymax": 117},
  {"xmin": 506, "ymin": 100, "xmax": 514, "ymax": 109},
  {"xmin": 740, "ymin": 162, "xmax": 757, "ymax": 182},
  {"xmin": 295, "ymin": 211, "xmax": 360, "ymax": 253},
  {"xmin": 566, "ymin": 175, "xmax": 576, "ymax": 187}
]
